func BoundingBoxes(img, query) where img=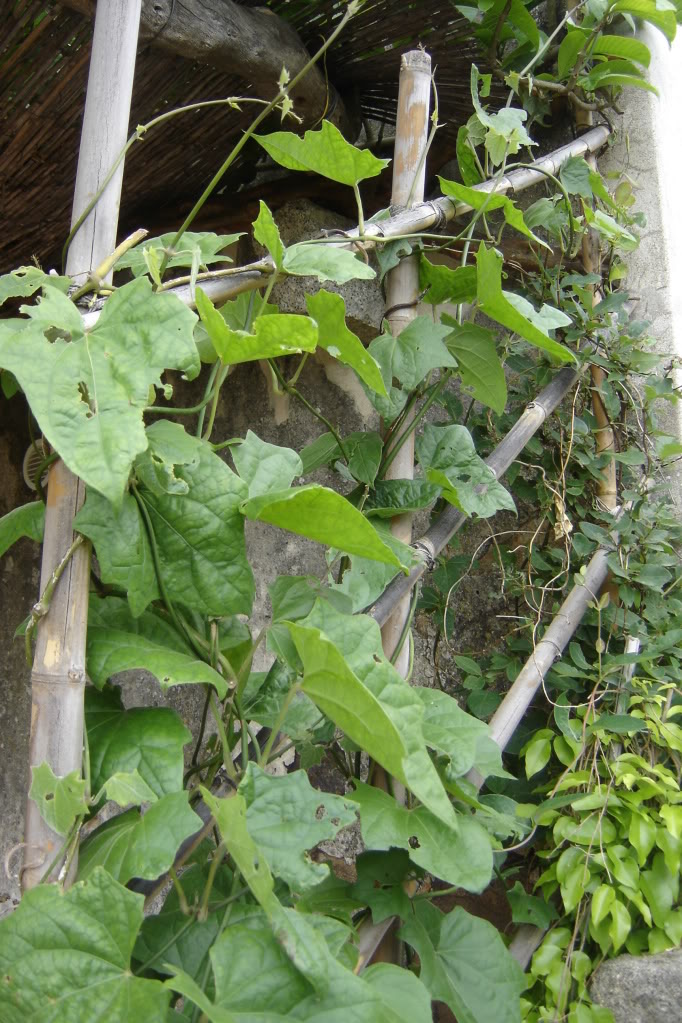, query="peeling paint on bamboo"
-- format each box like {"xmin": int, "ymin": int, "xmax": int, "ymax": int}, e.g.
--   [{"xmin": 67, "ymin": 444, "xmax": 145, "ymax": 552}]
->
[{"xmin": 22, "ymin": 0, "xmax": 142, "ymax": 891}]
